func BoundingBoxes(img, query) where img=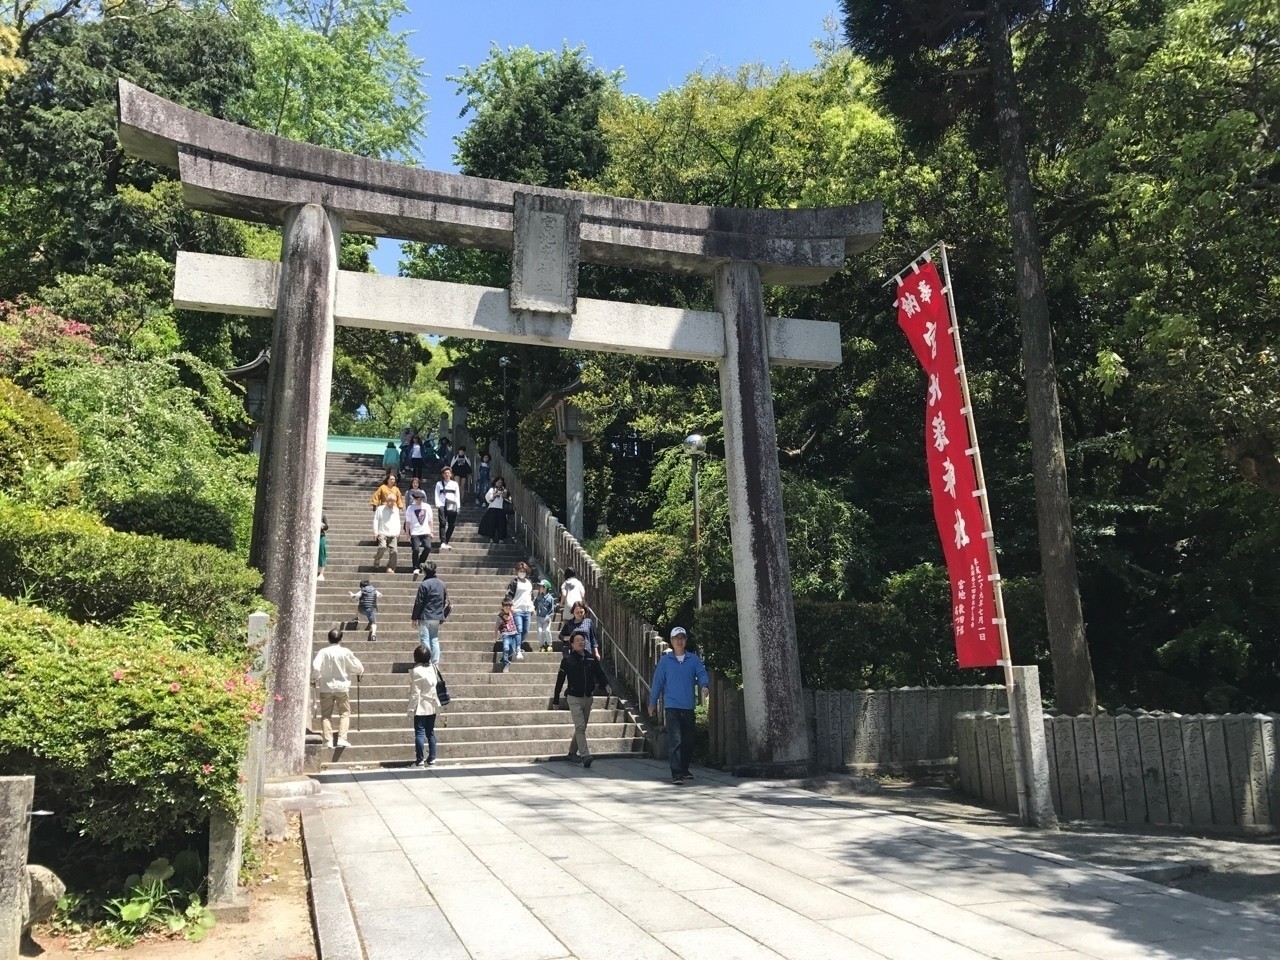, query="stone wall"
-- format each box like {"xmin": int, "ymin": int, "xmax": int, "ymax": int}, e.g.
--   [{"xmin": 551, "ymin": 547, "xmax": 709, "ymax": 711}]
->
[
  {"xmin": 704, "ymin": 679, "xmax": 1006, "ymax": 773},
  {"xmin": 956, "ymin": 711, "xmax": 1280, "ymax": 830}
]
